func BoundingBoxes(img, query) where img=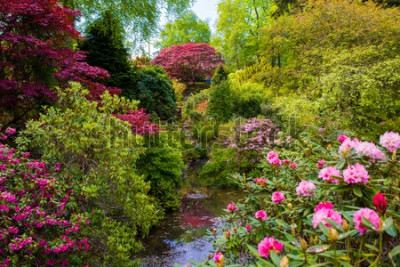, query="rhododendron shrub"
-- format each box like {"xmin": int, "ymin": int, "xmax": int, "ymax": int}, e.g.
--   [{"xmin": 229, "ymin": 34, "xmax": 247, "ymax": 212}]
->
[
  {"xmin": 151, "ymin": 43, "xmax": 224, "ymax": 83},
  {"xmin": 0, "ymin": 131, "xmax": 88, "ymax": 265},
  {"xmin": 16, "ymin": 84, "xmax": 159, "ymax": 266},
  {"xmin": 0, "ymin": 0, "xmax": 119, "ymax": 124},
  {"xmin": 198, "ymin": 131, "xmax": 400, "ymax": 266}
]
